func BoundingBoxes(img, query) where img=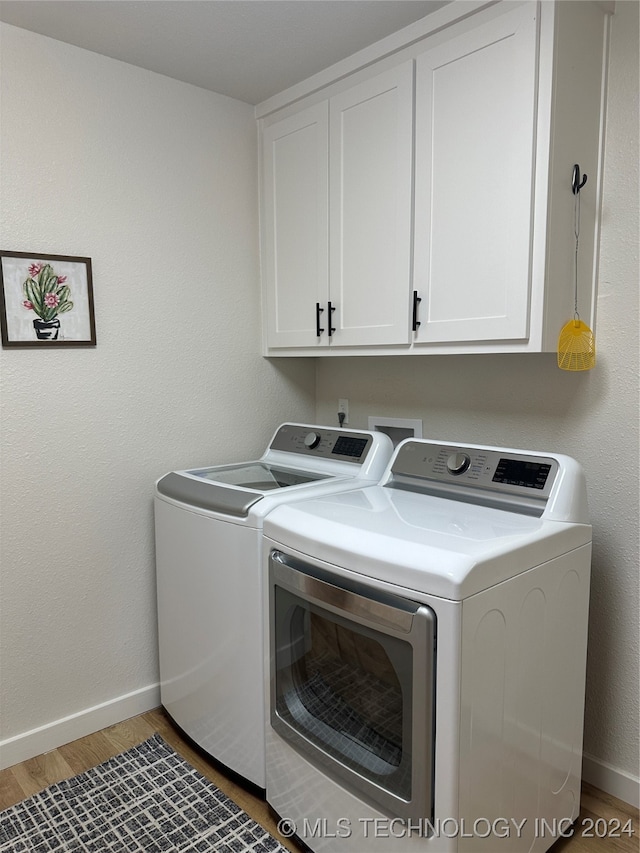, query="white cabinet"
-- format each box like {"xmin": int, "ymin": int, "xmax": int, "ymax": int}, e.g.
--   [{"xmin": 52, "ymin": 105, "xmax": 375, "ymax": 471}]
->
[
  {"xmin": 259, "ymin": 0, "xmax": 609, "ymax": 357},
  {"xmin": 328, "ymin": 64, "xmax": 413, "ymax": 347},
  {"xmin": 261, "ymin": 63, "xmax": 413, "ymax": 350},
  {"xmin": 413, "ymin": 3, "xmax": 538, "ymax": 344},
  {"xmin": 262, "ymin": 103, "xmax": 328, "ymax": 349},
  {"xmin": 411, "ymin": 0, "xmax": 607, "ymax": 352}
]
